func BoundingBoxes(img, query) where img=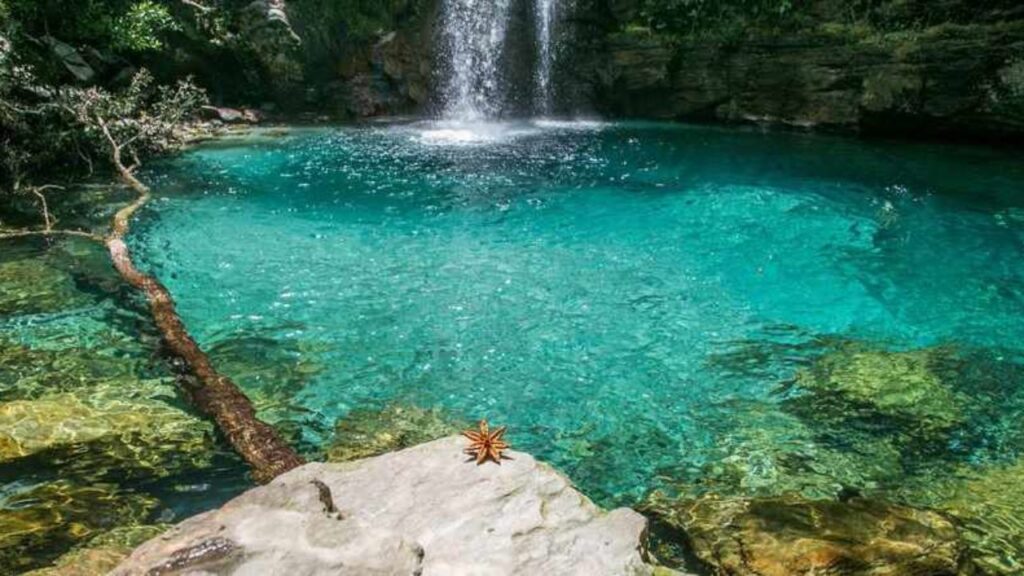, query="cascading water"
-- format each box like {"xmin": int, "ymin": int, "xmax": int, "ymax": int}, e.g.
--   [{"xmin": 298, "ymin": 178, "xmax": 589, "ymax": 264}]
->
[
  {"xmin": 438, "ymin": 0, "xmax": 563, "ymax": 121},
  {"xmin": 534, "ymin": 0, "xmax": 557, "ymax": 115},
  {"xmin": 438, "ymin": 0, "xmax": 513, "ymax": 120}
]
